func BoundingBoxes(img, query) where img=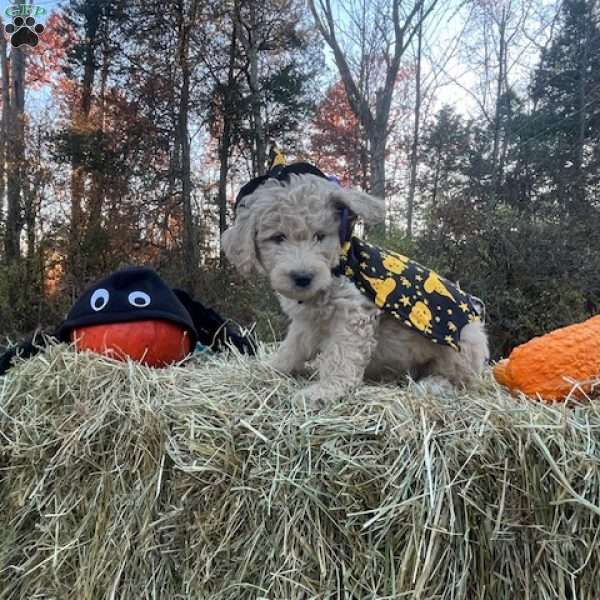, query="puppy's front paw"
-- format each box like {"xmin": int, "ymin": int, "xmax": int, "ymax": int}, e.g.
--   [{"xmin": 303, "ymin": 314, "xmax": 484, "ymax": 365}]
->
[
  {"xmin": 294, "ymin": 384, "xmax": 328, "ymax": 409},
  {"xmin": 417, "ymin": 375, "xmax": 454, "ymax": 395},
  {"xmin": 294, "ymin": 383, "xmax": 341, "ymax": 409},
  {"xmin": 269, "ymin": 352, "xmax": 297, "ymax": 375}
]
